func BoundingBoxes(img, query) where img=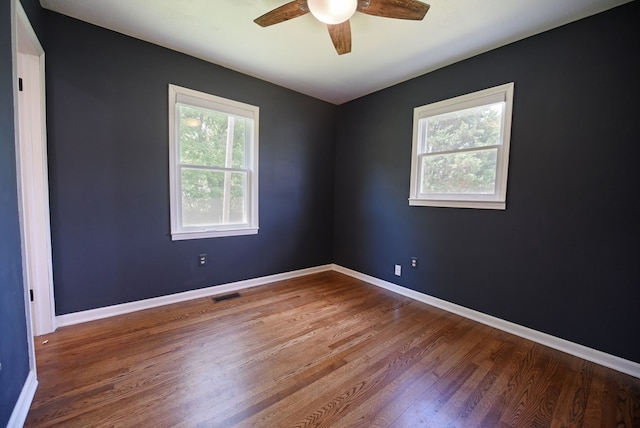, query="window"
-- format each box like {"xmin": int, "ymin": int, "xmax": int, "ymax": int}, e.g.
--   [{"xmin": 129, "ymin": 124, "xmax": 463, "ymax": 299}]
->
[
  {"xmin": 409, "ymin": 82, "xmax": 514, "ymax": 210},
  {"xmin": 169, "ymin": 84, "xmax": 259, "ymax": 240}
]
